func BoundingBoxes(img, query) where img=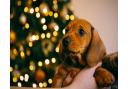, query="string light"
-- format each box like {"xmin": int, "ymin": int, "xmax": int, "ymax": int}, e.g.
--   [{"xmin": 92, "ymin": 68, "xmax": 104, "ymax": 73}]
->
[
  {"xmin": 39, "ymin": 82, "xmax": 43, "ymax": 88},
  {"xmin": 32, "ymin": 83, "xmax": 37, "ymax": 88},
  {"xmin": 24, "ymin": 7, "xmax": 29, "ymax": 13},
  {"xmin": 17, "ymin": 82, "xmax": 22, "ymax": 87},
  {"xmin": 20, "ymin": 51, "xmax": 25, "ymax": 58},
  {"xmin": 25, "ymin": 23, "xmax": 30, "ymax": 29},
  {"xmin": 41, "ymin": 33, "xmax": 45, "ymax": 39},
  {"xmin": 30, "ymin": 8, "xmax": 34, "ymax": 14},
  {"xmin": 49, "ymin": 11, "xmax": 53, "ymax": 16},
  {"xmin": 13, "ymin": 76, "xmax": 18, "ymax": 83},
  {"xmin": 35, "ymin": 7, "xmax": 39, "ymax": 12},
  {"xmin": 29, "ymin": 65, "xmax": 34, "ymax": 71},
  {"xmin": 51, "ymin": 58, "xmax": 56, "ymax": 63},
  {"xmin": 13, "ymin": 48, "xmax": 18, "ymax": 56},
  {"xmin": 42, "ymin": 82, "xmax": 47, "ymax": 87},
  {"xmin": 51, "ymin": 37, "xmax": 56, "ymax": 42},
  {"xmin": 42, "ymin": 24, "xmax": 47, "ymax": 30},
  {"xmin": 54, "ymin": 12, "xmax": 58, "ymax": 18},
  {"xmin": 41, "ymin": 18, "xmax": 46, "ymax": 24},
  {"xmin": 48, "ymin": 78, "xmax": 53, "ymax": 84},
  {"xmin": 38, "ymin": 61, "xmax": 43, "ymax": 67},
  {"xmin": 45, "ymin": 59, "xmax": 50, "ymax": 65},
  {"xmin": 65, "ymin": 14, "xmax": 70, "ymax": 20},
  {"xmin": 28, "ymin": 42, "xmax": 33, "ymax": 47},
  {"xmin": 29, "ymin": 61, "xmax": 35, "ymax": 71},
  {"xmin": 31, "ymin": 35, "xmax": 36, "ymax": 41},
  {"xmin": 62, "ymin": 29, "xmax": 66, "ymax": 35},
  {"xmin": 54, "ymin": 25, "xmax": 59, "ymax": 31},
  {"xmin": 36, "ymin": 13, "xmax": 40, "ymax": 18},
  {"xmin": 70, "ymin": 15, "xmax": 75, "ymax": 20},
  {"xmin": 46, "ymin": 33, "xmax": 51, "ymax": 38},
  {"xmin": 33, "ymin": 0, "xmax": 36, "ymax": 2},
  {"xmin": 24, "ymin": 74, "xmax": 29, "ymax": 82},
  {"xmin": 10, "ymin": 67, "xmax": 13, "ymax": 72},
  {"xmin": 35, "ymin": 35, "xmax": 39, "ymax": 40},
  {"xmin": 20, "ymin": 75, "xmax": 24, "ymax": 81},
  {"xmin": 26, "ymin": 49, "xmax": 31, "ymax": 56},
  {"xmin": 43, "ymin": 7, "xmax": 48, "ymax": 14},
  {"xmin": 55, "ymin": 46, "xmax": 59, "ymax": 52},
  {"xmin": 53, "ymin": 31, "xmax": 58, "ymax": 36},
  {"xmin": 17, "ymin": 0, "xmax": 22, "ymax": 6}
]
